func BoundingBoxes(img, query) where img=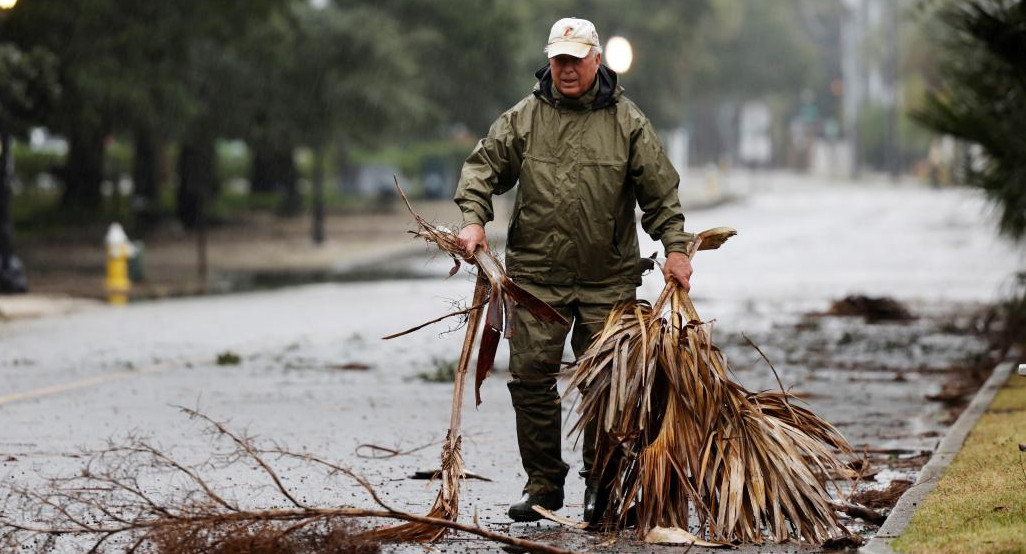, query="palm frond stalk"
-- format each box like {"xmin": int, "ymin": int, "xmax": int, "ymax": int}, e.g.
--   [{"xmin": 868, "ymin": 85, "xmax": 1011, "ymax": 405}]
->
[
  {"xmin": 565, "ymin": 228, "xmax": 854, "ymax": 544},
  {"xmin": 366, "ymin": 272, "xmax": 487, "ymax": 542},
  {"xmin": 370, "ymin": 181, "xmax": 567, "ymax": 542}
]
